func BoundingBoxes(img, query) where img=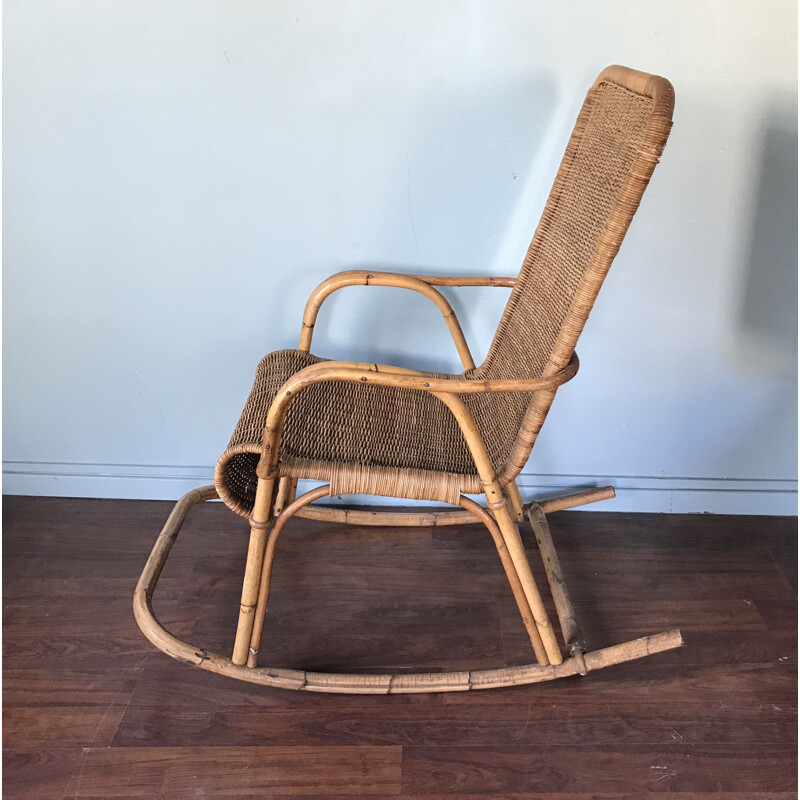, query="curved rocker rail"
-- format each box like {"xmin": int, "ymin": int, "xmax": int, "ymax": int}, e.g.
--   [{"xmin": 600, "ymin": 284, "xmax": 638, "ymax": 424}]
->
[{"xmin": 134, "ymin": 486, "xmax": 683, "ymax": 694}]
